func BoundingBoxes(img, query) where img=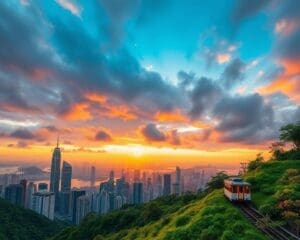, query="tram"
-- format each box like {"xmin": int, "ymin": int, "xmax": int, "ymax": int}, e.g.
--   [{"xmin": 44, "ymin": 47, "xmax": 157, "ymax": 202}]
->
[{"xmin": 224, "ymin": 177, "xmax": 251, "ymax": 201}]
